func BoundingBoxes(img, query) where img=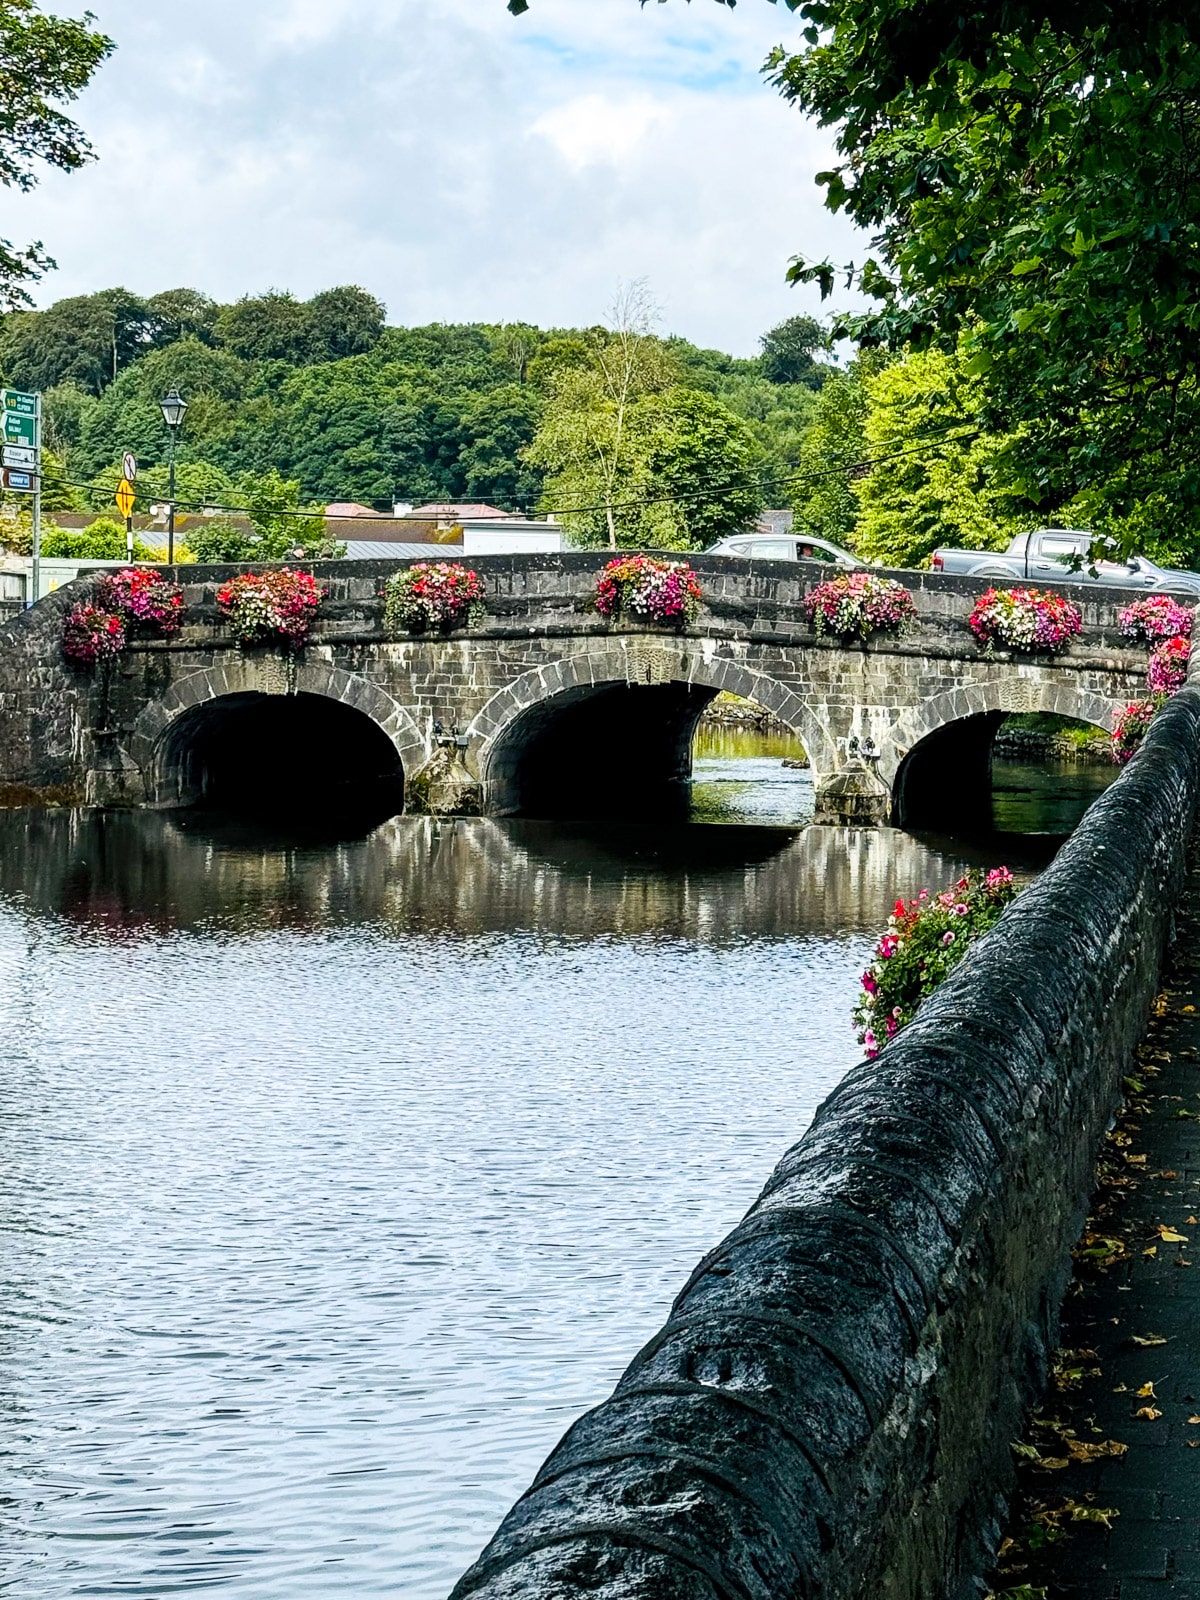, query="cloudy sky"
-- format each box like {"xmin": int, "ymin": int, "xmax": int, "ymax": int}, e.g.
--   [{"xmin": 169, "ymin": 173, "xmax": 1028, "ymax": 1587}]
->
[{"xmin": 13, "ymin": 0, "xmax": 866, "ymax": 355}]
